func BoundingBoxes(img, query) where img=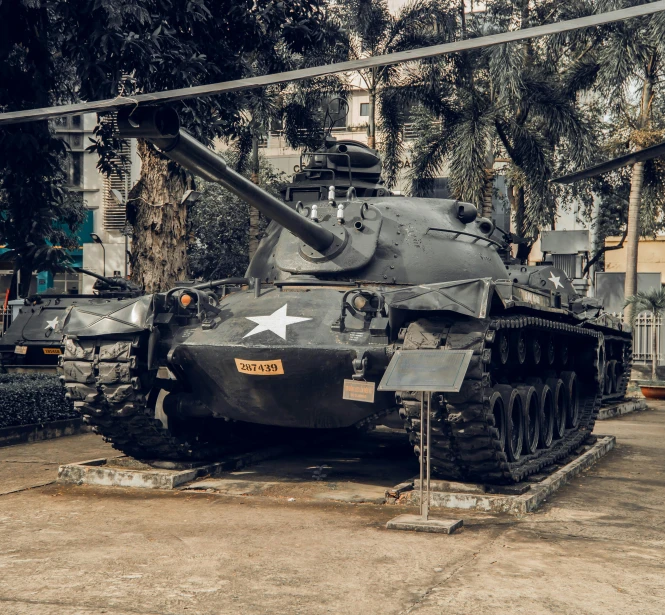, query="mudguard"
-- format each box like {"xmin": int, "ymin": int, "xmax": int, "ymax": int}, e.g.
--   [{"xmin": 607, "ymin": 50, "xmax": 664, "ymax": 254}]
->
[
  {"xmin": 383, "ymin": 278, "xmax": 494, "ymax": 319},
  {"xmin": 63, "ymin": 295, "xmax": 154, "ymax": 338}
]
